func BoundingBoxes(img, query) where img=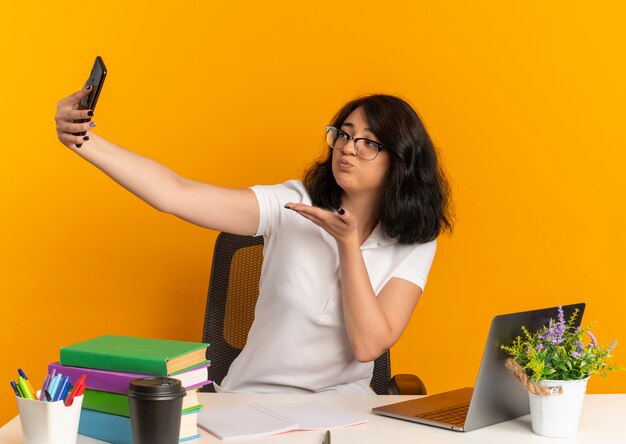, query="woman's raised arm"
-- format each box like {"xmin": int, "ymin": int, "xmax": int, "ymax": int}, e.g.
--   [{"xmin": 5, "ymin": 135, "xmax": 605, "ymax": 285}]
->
[{"xmin": 55, "ymin": 85, "xmax": 259, "ymax": 235}]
